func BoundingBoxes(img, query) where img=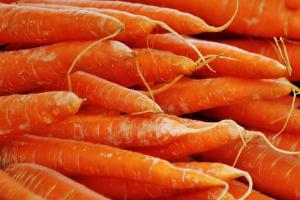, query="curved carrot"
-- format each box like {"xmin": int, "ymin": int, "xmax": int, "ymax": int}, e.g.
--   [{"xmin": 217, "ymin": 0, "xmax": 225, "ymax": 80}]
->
[
  {"xmin": 0, "ymin": 91, "xmax": 82, "ymax": 143},
  {"xmin": 18, "ymin": 3, "xmax": 157, "ymax": 42},
  {"xmin": 5, "ymin": 163, "xmax": 110, "ymax": 200},
  {"xmin": 0, "ymin": 40, "xmax": 133, "ymax": 94},
  {"xmin": 202, "ymin": 138, "xmax": 300, "ymax": 200},
  {"xmin": 0, "ymin": 135, "xmax": 227, "ymax": 190},
  {"xmin": 203, "ymin": 96, "xmax": 300, "ymax": 133},
  {"xmin": 45, "ymin": 71, "xmax": 162, "ymax": 114},
  {"xmin": 129, "ymin": 33, "xmax": 288, "ymax": 79},
  {"xmin": 19, "ymin": 0, "xmax": 236, "ymax": 35},
  {"xmin": 0, "ymin": 4, "xmax": 123, "ymax": 44},
  {"xmin": 0, "ymin": 169, "xmax": 43, "ymax": 200},
  {"xmin": 154, "ymin": 77, "xmax": 292, "ymax": 115}
]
